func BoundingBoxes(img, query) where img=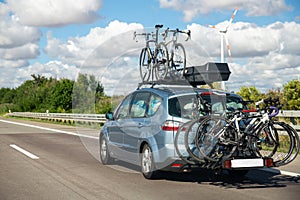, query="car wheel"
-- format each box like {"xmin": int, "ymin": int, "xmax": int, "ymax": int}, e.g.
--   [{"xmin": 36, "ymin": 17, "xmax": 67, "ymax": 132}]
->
[
  {"xmin": 141, "ymin": 144, "xmax": 160, "ymax": 179},
  {"xmin": 100, "ymin": 134, "xmax": 113, "ymax": 165}
]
